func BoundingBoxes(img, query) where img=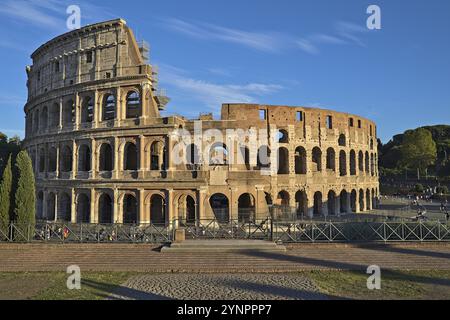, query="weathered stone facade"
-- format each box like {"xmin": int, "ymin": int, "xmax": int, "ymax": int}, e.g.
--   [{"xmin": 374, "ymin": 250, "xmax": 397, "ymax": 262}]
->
[{"xmin": 23, "ymin": 19, "xmax": 379, "ymax": 225}]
